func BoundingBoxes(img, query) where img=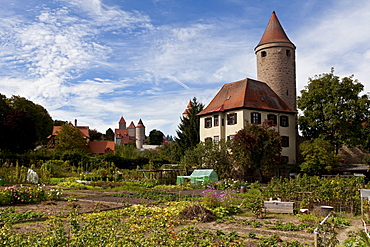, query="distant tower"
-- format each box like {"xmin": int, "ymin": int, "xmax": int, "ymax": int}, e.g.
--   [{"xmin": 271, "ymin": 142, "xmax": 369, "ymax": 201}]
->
[
  {"xmin": 128, "ymin": 121, "xmax": 136, "ymax": 138},
  {"xmin": 182, "ymin": 101, "xmax": 193, "ymax": 119},
  {"xmin": 254, "ymin": 11, "xmax": 296, "ymax": 110},
  {"xmin": 118, "ymin": 116, "xmax": 126, "ymax": 129},
  {"xmin": 135, "ymin": 119, "xmax": 145, "ymax": 149}
]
